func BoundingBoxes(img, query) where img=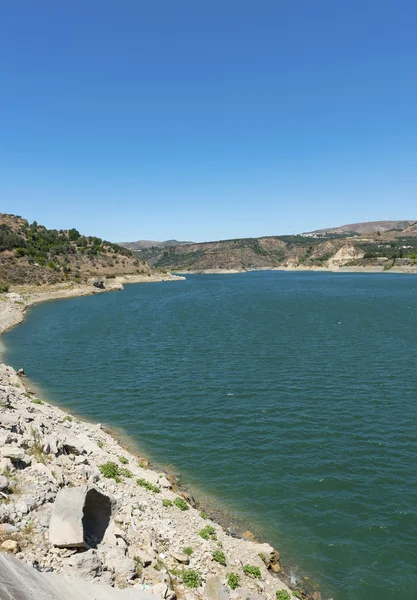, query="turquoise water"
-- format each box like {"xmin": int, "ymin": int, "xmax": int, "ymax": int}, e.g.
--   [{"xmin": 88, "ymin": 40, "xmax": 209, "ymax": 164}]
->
[{"xmin": 4, "ymin": 272, "xmax": 417, "ymax": 600}]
